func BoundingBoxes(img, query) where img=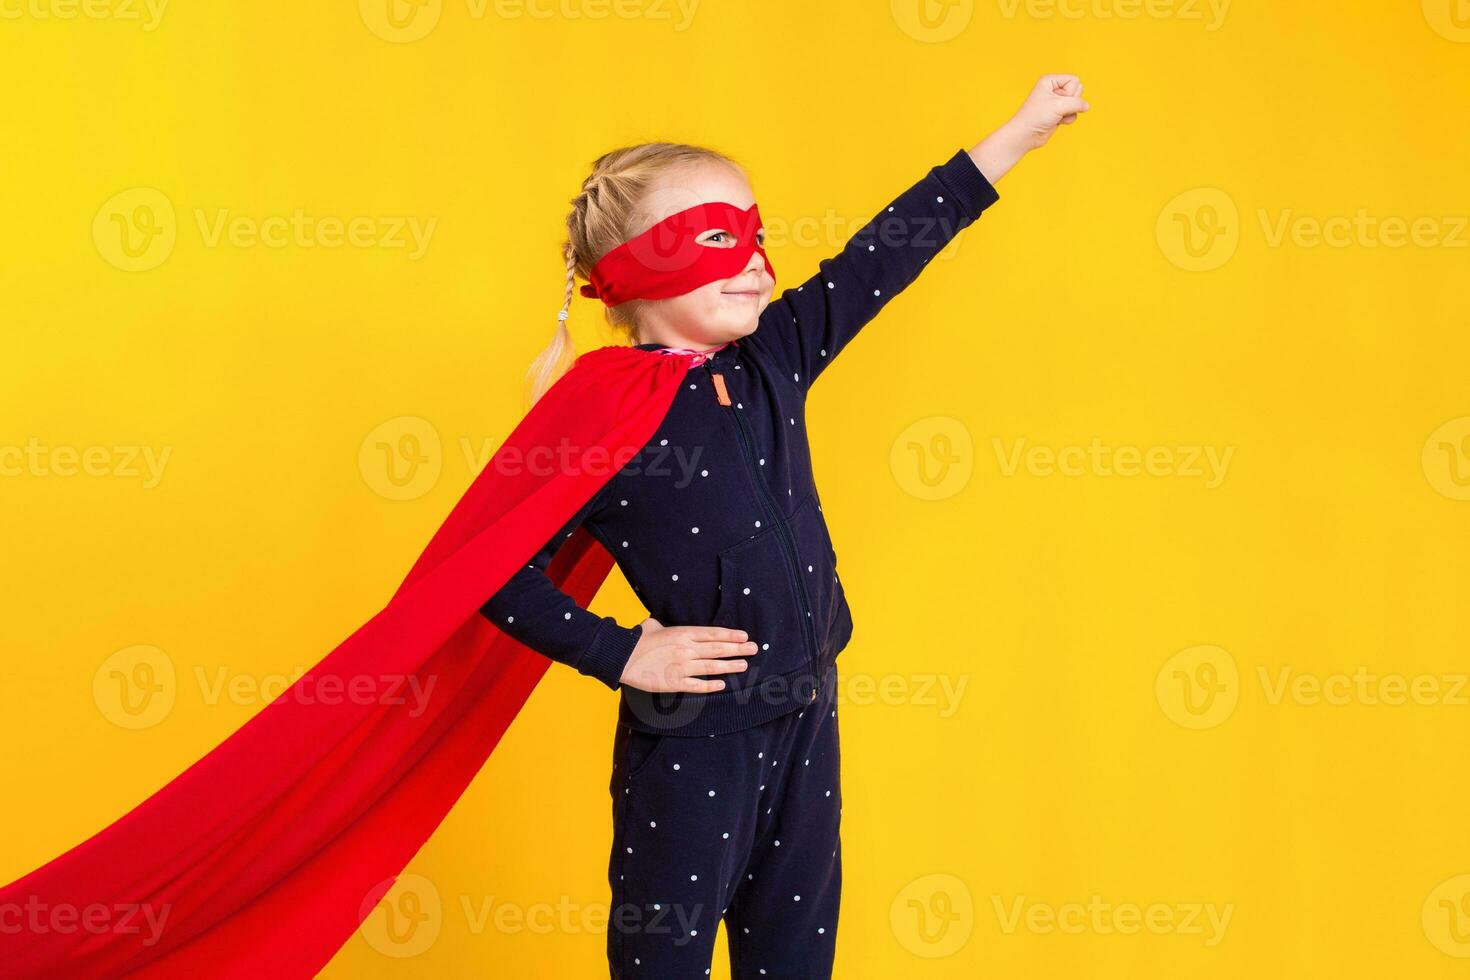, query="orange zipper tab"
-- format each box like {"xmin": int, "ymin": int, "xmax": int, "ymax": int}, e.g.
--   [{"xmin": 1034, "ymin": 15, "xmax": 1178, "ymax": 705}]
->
[{"xmin": 710, "ymin": 372, "xmax": 732, "ymax": 406}]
